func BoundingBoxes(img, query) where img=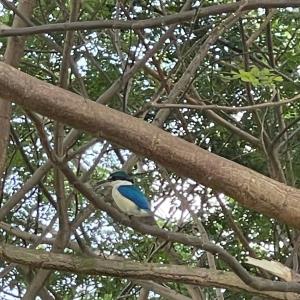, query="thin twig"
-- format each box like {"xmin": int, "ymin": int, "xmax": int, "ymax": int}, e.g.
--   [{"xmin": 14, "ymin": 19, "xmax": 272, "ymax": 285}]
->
[
  {"xmin": 246, "ymin": 9, "xmax": 276, "ymax": 47},
  {"xmin": 1, "ymin": 1, "xmax": 300, "ymax": 37},
  {"xmin": 152, "ymin": 94, "xmax": 300, "ymax": 112}
]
